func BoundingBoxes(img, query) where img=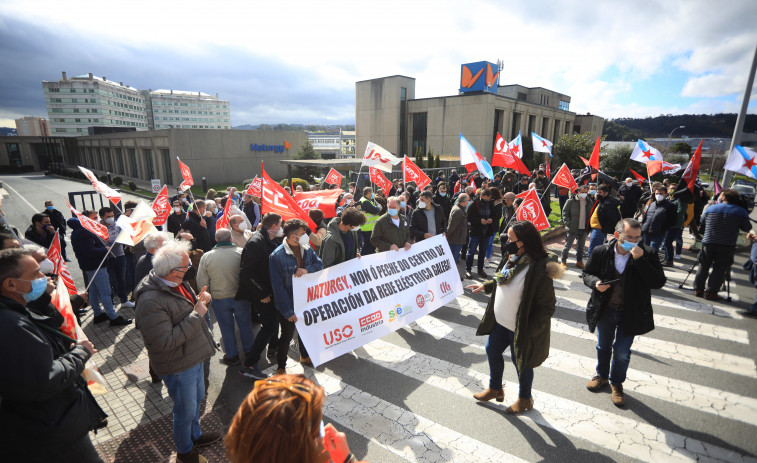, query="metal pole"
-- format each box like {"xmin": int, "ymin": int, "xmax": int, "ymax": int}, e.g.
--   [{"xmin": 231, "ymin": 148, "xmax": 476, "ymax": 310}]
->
[{"xmin": 722, "ymin": 42, "xmax": 757, "ymax": 187}]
